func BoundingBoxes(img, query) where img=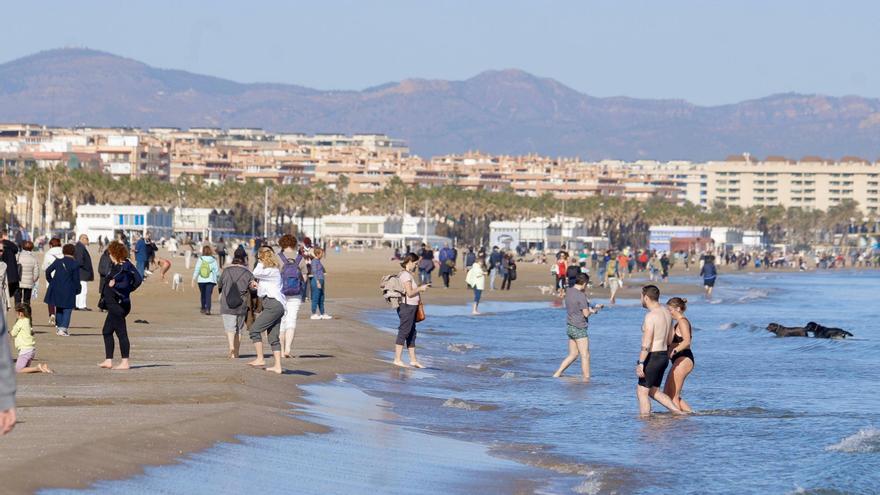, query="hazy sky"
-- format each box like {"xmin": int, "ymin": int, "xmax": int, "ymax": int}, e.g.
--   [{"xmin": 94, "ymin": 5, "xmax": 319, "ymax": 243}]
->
[{"xmin": 3, "ymin": 1, "xmax": 878, "ymax": 105}]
